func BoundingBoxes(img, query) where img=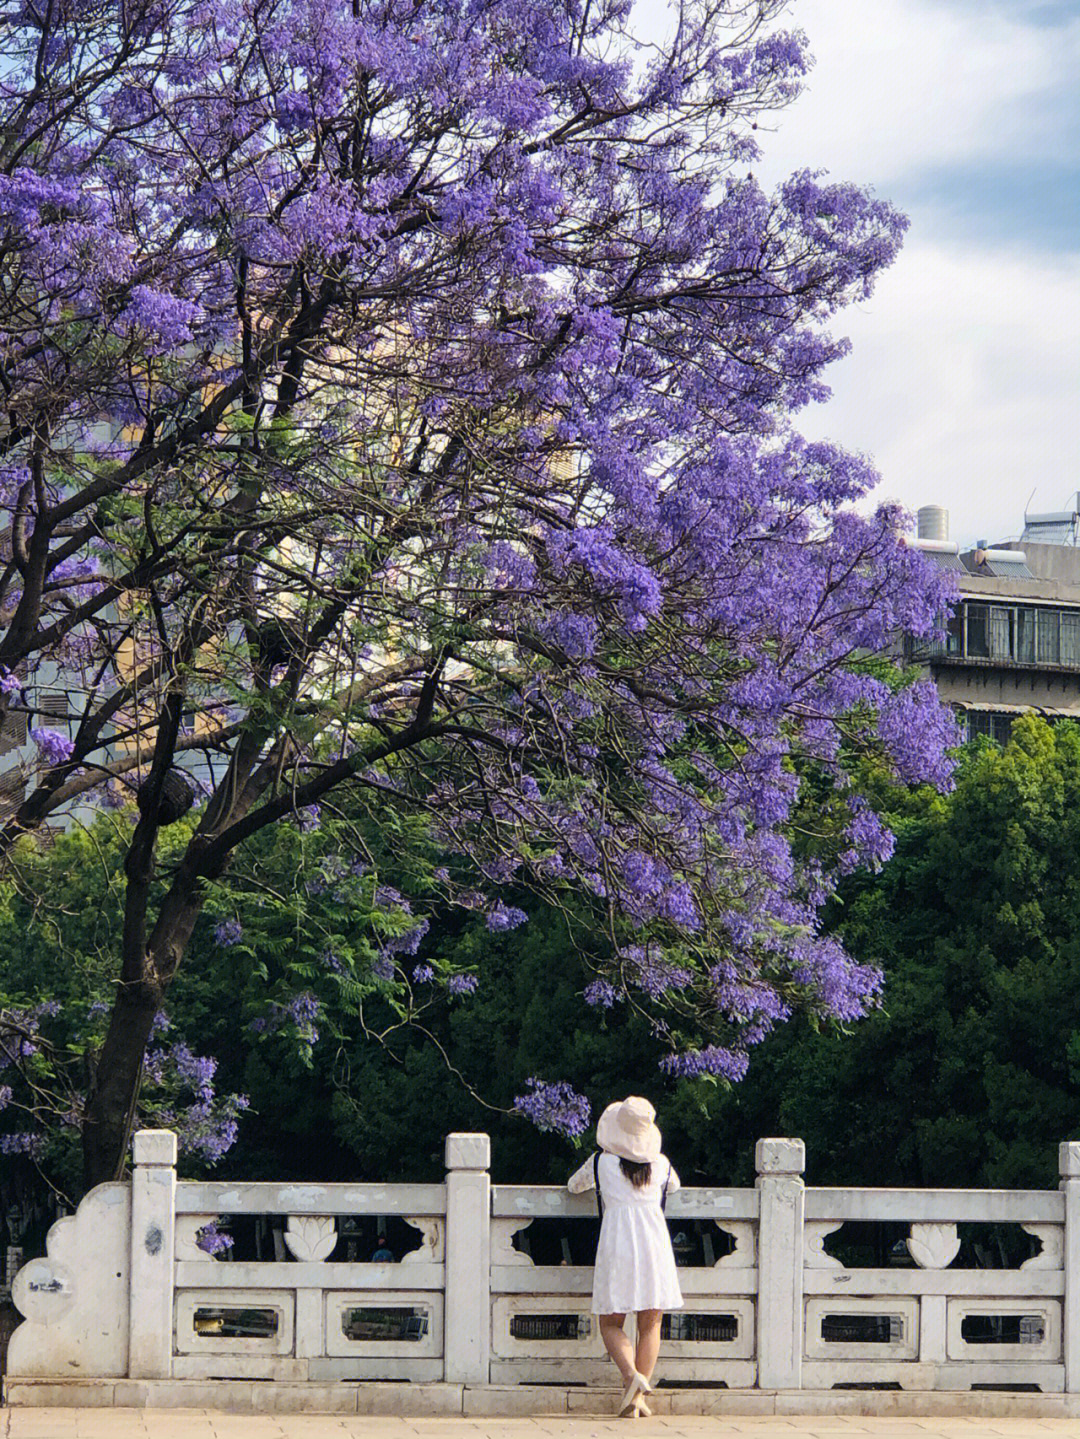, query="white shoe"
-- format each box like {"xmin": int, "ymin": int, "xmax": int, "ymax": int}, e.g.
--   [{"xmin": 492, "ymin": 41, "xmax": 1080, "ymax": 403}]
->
[{"xmin": 619, "ymin": 1370, "xmax": 653, "ymax": 1416}]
